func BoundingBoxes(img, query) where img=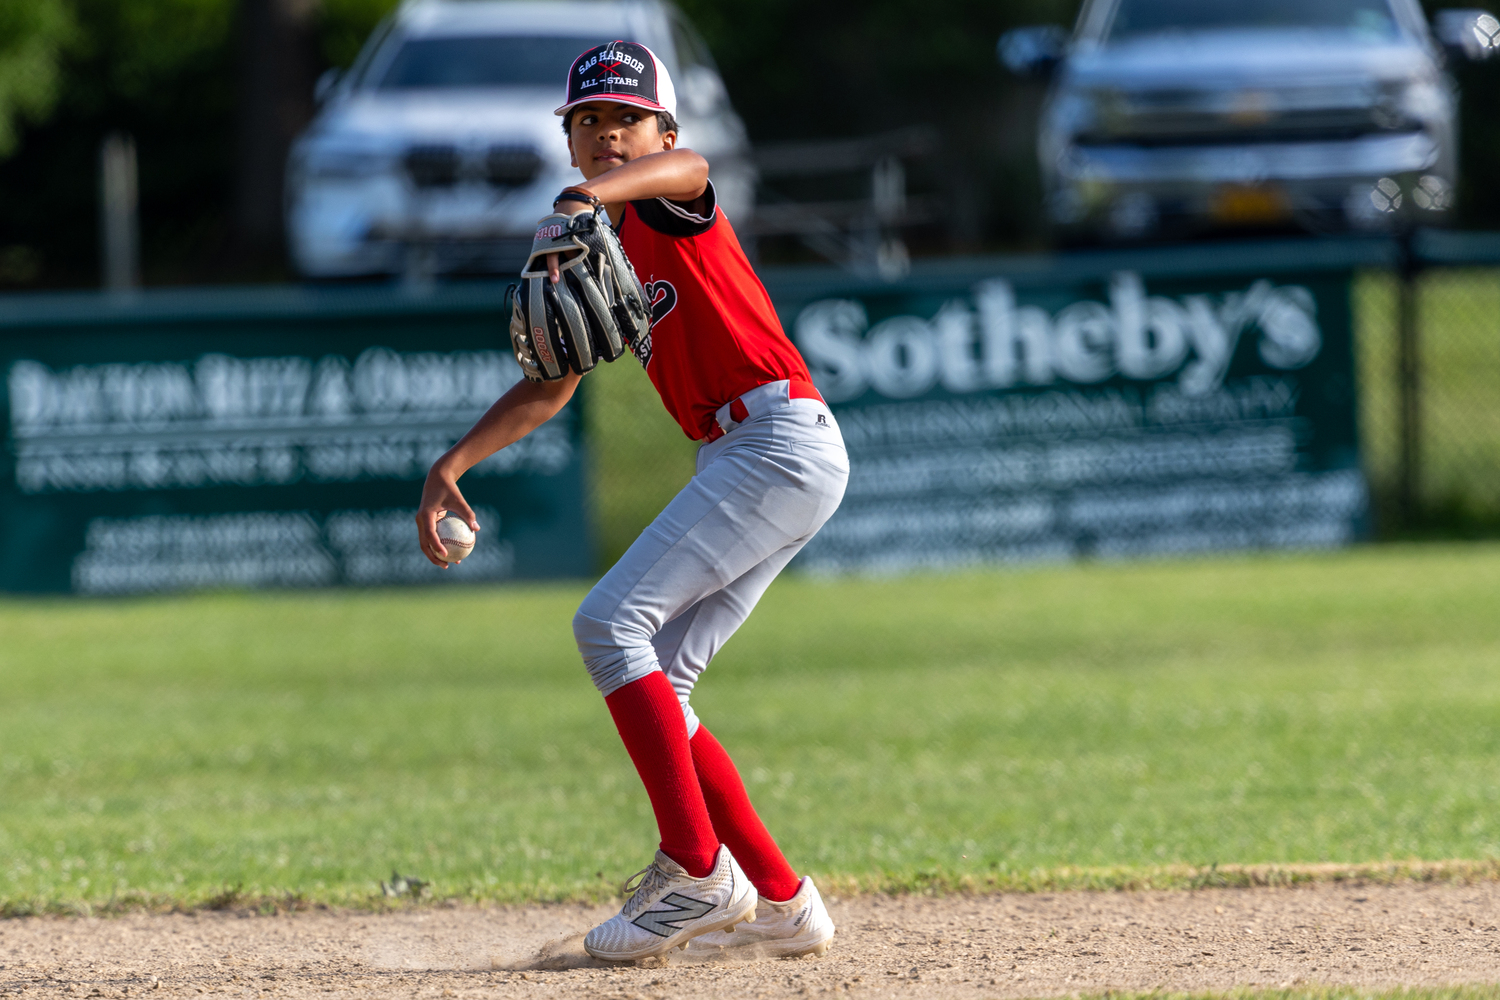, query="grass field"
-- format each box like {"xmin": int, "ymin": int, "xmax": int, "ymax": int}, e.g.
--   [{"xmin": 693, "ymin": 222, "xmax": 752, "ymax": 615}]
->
[{"xmin": 2, "ymin": 544, "xmax": 1498, "ymax": 915}]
